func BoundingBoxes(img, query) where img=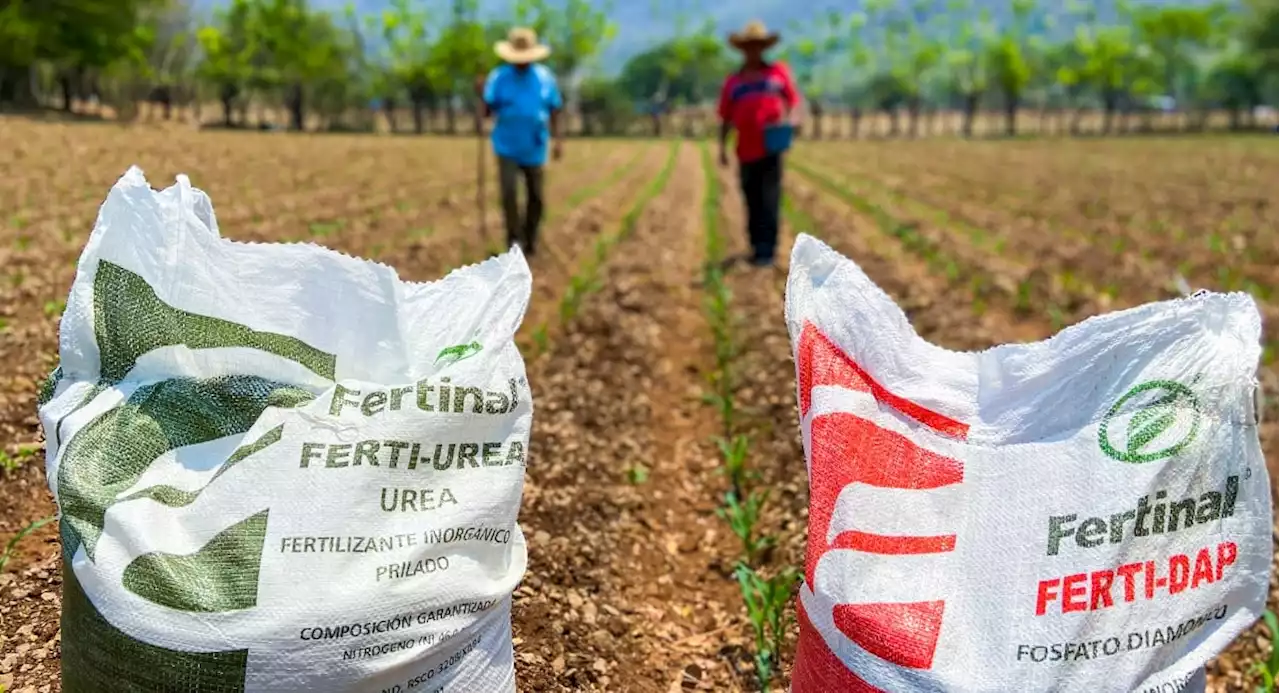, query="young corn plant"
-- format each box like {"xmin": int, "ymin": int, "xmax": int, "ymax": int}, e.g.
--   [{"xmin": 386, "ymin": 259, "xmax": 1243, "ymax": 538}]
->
[
  {"xmin": 1257, "ymin": 610, "xmax": 1278, "ymax": 693},
  {"xmin": 716, "ymin": 434, "xmax": 751, "ymax": 499},
  {"xmin": 717, "ymin": 488, "xmax": 773, "ymax": 565},
  {"xmin": 531, "ymin": 323, "xmax": 550, "ymax": 354},
  {"xmin": 0, "ymin": 445, "xmax": 36, "ymax": 474},
  {"xmin": 735, "ymin": 562, "xmax": 800, "ymax": 693},
  {"xmin": 559, "ymin": 271, "xmax": 602, "ymax": 322},
  {"xmin": 0, "ymin": 515, "xmax": 55, "ymax": 573}
]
